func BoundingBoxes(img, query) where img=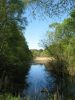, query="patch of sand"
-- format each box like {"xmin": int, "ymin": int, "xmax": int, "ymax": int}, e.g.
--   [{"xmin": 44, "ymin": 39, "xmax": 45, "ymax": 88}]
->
[{"xmin": 33, "ymin": 57, "xmax": 54, "ymax": 64}]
